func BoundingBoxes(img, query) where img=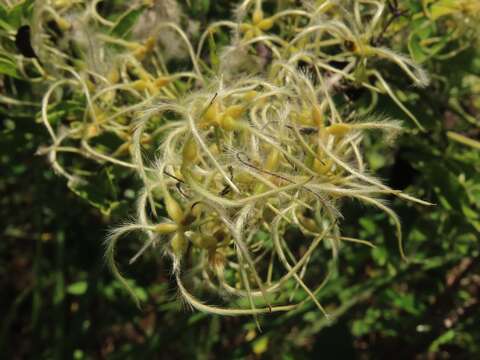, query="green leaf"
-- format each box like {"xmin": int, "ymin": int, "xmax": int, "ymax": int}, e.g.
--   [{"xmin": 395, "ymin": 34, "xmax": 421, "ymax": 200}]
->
[
  {"xmin": 429, "ymin": 0, "xmax": 458, "ymax": 20},
  {"xmin": 208, "ymin": 31, "xmax": 219, "ymax": 71},
  {"xmin": 367, "ymin": 151, "xmax": 386, "ymax": 170},
  {"xmin": 0, "ymin": 55, "xmax": 19, "ymax": 78},
  {"xmin": 359, "ymin": 217, "xmax": 376, "ymax": 235},
  {"xmin": 252, "ymin": 336, "xmax": 269, "ymax": 355},
  {"xmin": 68, "ymin": 167, "xmax": 119, "ymax": 215},
  {"xmin": 120, "ymin": 279, "xmax": 148, "ymax": 302},
  {"xmin": 0, "ymin": 19, "xmax": 12, "ymax": 31},
  {"xmin": 67, "ymin": 281, "xmax": 88, "ymax": 296},
  {"xmin": 424, "ymin": 162, "xmax": 467, "ymax": 212},
  {"xmin": 110, "ymin": 6, "xmax": 145, "ymax": 38},
  {"xmin": 191, "ymin": 0, "xmax": 210, "ymax": 15},
  {"xmin": 372, "ymin": 246, "xmax": 387, "ymax": 266},
  {"xmin": 409, "ymin": 27, "xmax": 453, "ymax": 64},
  {"xmin": 387, "ymin": 290, "xmax": 420, "ymax": 315},
  {"xmin": 22, "ymin": 0, "xmax": 36, "ymax": 18},
  {"xmin": 429, "ymin": 330, "xmax": 455, "ymax": 352},
  {"xmin": 408, "ymin": 33, "xmax": 429, "ymax": 64},
  {"xmin": 0, "ymin": 6, "xmax": 11, "ymax": 32},
  {"xmin": 73, "ymin": 349, "xmax": 85, "ymax": 360},
  {"xmin": 7, "ymin": 3, "xmax": 24, "ymax": 28},
  {"xmin": 134, "ymin": 287, "xmax": 148, "ymax": 302}
]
